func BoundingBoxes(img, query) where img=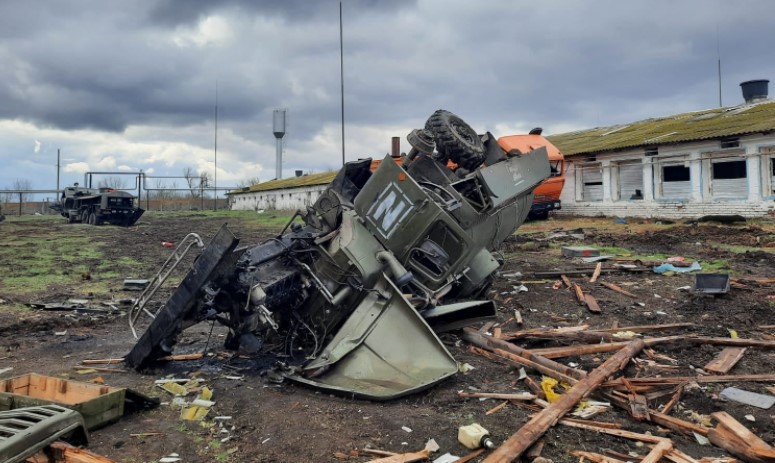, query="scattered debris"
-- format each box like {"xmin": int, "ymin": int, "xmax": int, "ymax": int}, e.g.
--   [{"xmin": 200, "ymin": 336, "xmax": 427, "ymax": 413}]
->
[
  {"xmin": 0, "ymin": 374, "xmax": 126, "ymax": 430},
  {"xmin": 123, "ymin": 279, "xmax": 150, "ymax": 291},
  {"xmin": 653, "ymin": 261, "xmax": 702, "ymax": 274},
  {"xmin": 561, "ymin": 246, "xmax": 600, "ymax": 257},
  {"xmin": 458, "ymin": 423, "xmax": 496, "ymax": 450},
  {"xmin": 719, "ymin": 387, "xmax": 775, "ymax": 409},
  {"xmin": 693, "ymin": 273, "xmax": 731, "ymax": 294}
]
